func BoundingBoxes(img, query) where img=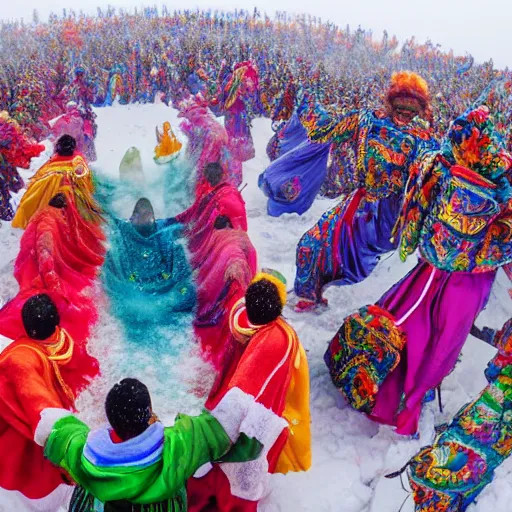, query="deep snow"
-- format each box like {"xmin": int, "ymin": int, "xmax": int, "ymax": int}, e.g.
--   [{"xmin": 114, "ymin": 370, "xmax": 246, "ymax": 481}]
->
[{"xmin": 0, "ymin": 101, "xmax": 511, "ymax": 511}]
